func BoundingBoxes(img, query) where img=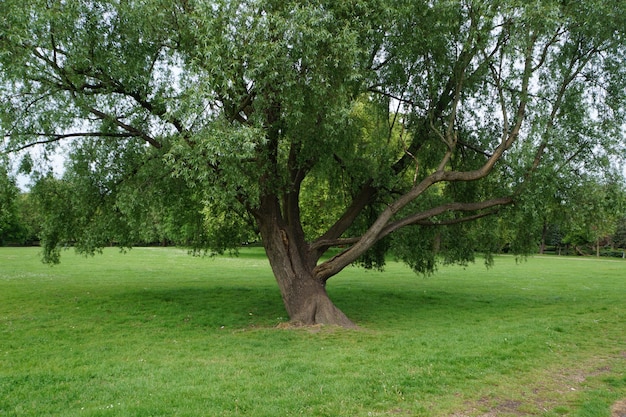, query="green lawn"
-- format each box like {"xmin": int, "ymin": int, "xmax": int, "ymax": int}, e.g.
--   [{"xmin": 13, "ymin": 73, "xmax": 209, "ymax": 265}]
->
[{"xmin": 1, "ymin": 247, "xmax": 624, "ymax": 416}]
